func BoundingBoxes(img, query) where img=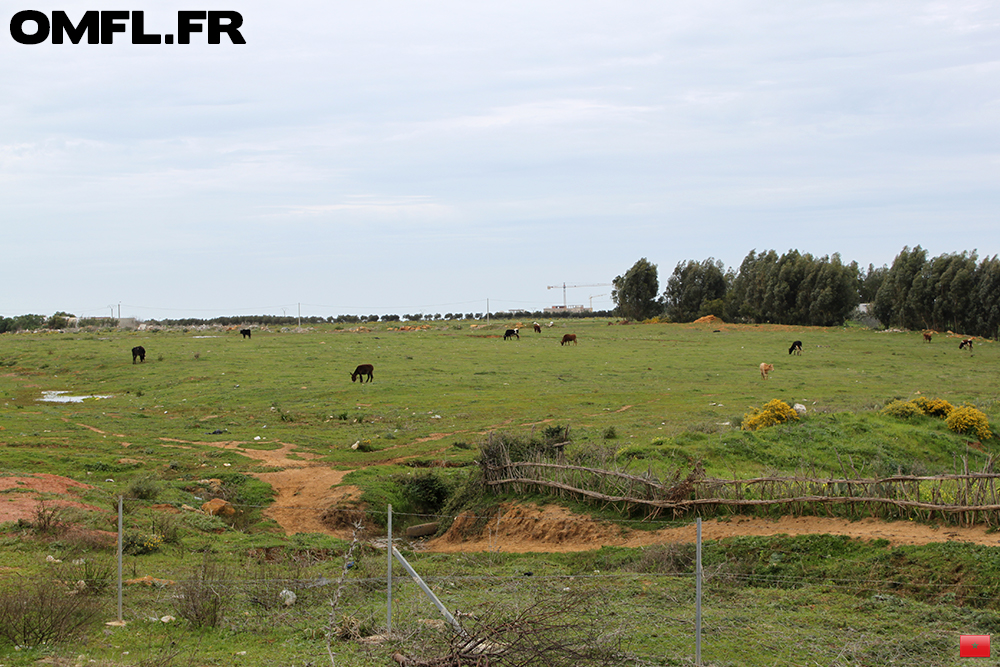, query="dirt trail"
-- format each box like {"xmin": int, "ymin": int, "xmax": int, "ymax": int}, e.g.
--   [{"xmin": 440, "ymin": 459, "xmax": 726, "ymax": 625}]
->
[{"xmin": 159, "ymin": 437, "xmax": 357, "ymax": 535}]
